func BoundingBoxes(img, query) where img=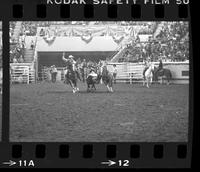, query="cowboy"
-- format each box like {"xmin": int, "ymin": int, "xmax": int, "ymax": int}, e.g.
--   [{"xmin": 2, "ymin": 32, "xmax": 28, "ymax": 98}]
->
[
  {"xmin": 82, "ymin": 59, "xmax": 87, "ymax": 68},
  {"xmin": 158, "ymin": 59, "xmax": 163, "ymax": 71},
  {"xmin": 88, "ymin": 66, "xmax": 98, "ymax": 81},
  {"xmin": 80, "ymin": 59, "xmax": 87, "ymax": 83},
  {"xmin": 62, "ymin": 53, "xmax": 81, "ymax": 81},
  {"xmin": 112, "ymin": 64, "xmax": 117, "ymax": 84},
  {"xmin": 50, "ymin": 65, "xmax": 57, "ymax": 83},
  {"xmin": 143, "ymin": 57, "xmax": 151, "ymax": 76},
  {"xmin": 62, "ymin": 53, "xmax": 75, "ymax": 70},
  {"xmin": 68, "ymin": 55, "xmax": 77, "ymax": 71},
  {"xmin": 30, "ymin": 40, "xmax": 34, "ymax": 50},
  {"xmin": 62, "ymin": 53, "xmax": 74, "ymax": 78},
  {"xmin": 155, "ymin": 59, "xmax": 164, "ymax": 78}
]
